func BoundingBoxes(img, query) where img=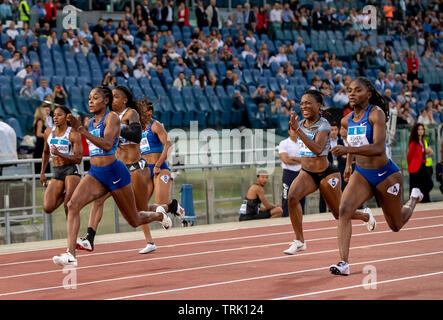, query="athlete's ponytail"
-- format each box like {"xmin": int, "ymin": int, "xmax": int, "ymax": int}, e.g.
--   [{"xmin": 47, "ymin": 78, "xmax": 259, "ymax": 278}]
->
[{"xmin": 355, "ymin": 77, "xmax": 390, "ymax": 122}]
